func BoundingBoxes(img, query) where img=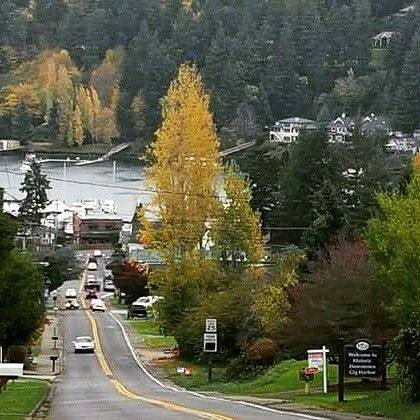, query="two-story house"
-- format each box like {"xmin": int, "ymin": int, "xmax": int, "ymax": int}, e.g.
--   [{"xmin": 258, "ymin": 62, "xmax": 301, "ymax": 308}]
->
[{"xmin": 269, "ymin": 117, "xmax": 317, "ymax": 144}]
